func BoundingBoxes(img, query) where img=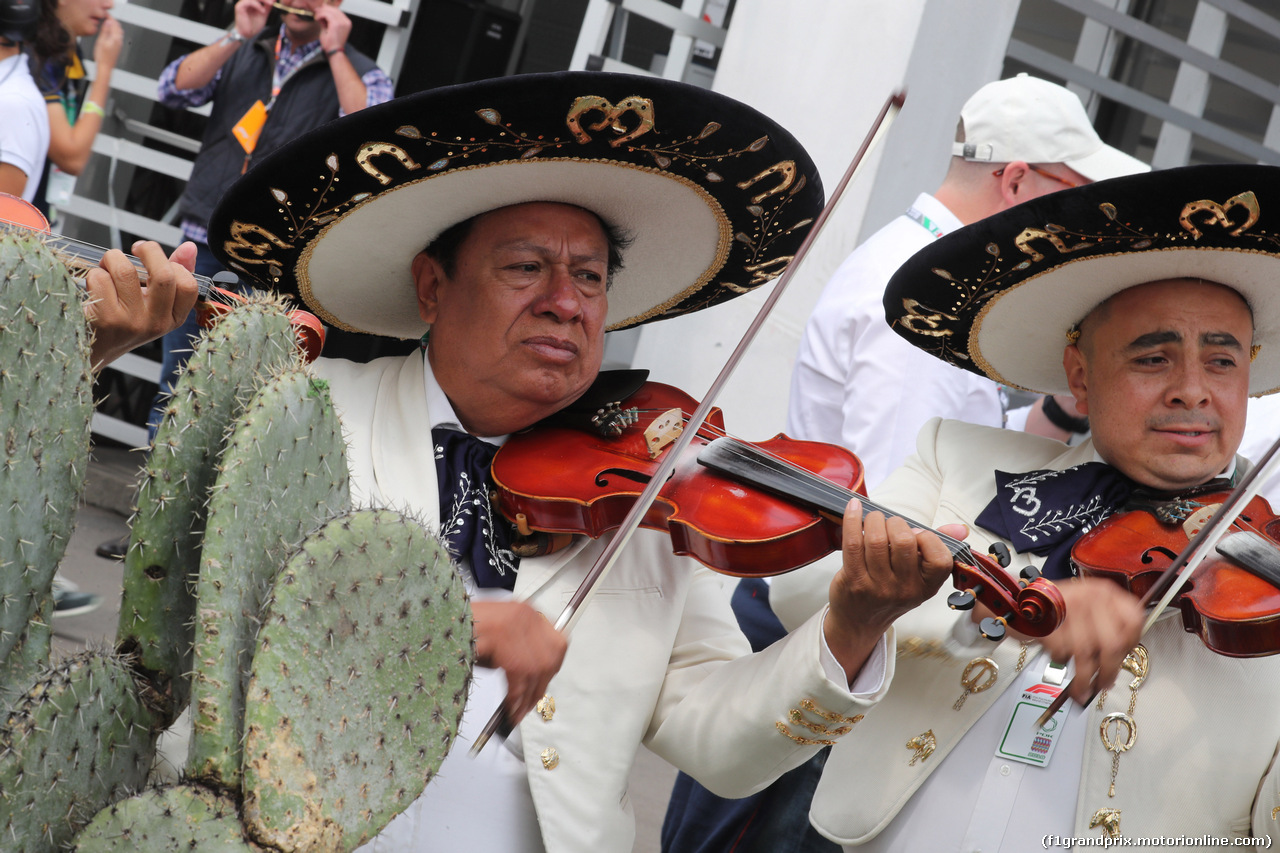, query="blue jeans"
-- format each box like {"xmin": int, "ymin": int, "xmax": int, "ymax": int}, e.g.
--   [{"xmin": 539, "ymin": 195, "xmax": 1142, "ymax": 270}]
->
[{"xmin": 660, "ymin": 579, "xmax": 841, "ymax": 853}]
